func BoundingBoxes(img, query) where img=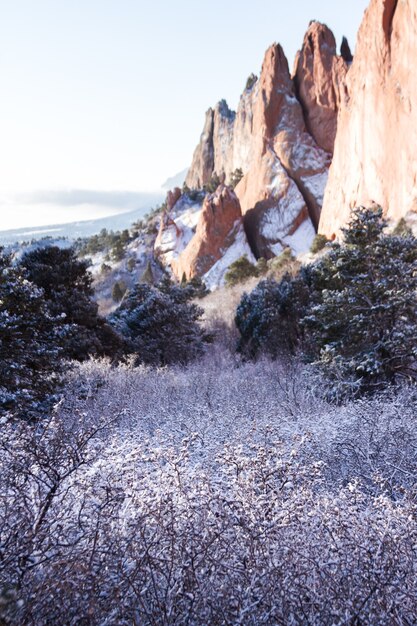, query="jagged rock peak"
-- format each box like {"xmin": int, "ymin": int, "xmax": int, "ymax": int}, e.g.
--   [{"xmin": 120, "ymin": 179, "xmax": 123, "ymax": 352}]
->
[
  {"xmin": 293, "ymin": 21, "xmax": 349, "ymax": 153},
  {"xmin": 340, "ymin": 36, "xmax": 353, "ymax": 63},
  {"xmin": 319, "ymin": 0, "xmax": 417, "ymax": 237}
]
